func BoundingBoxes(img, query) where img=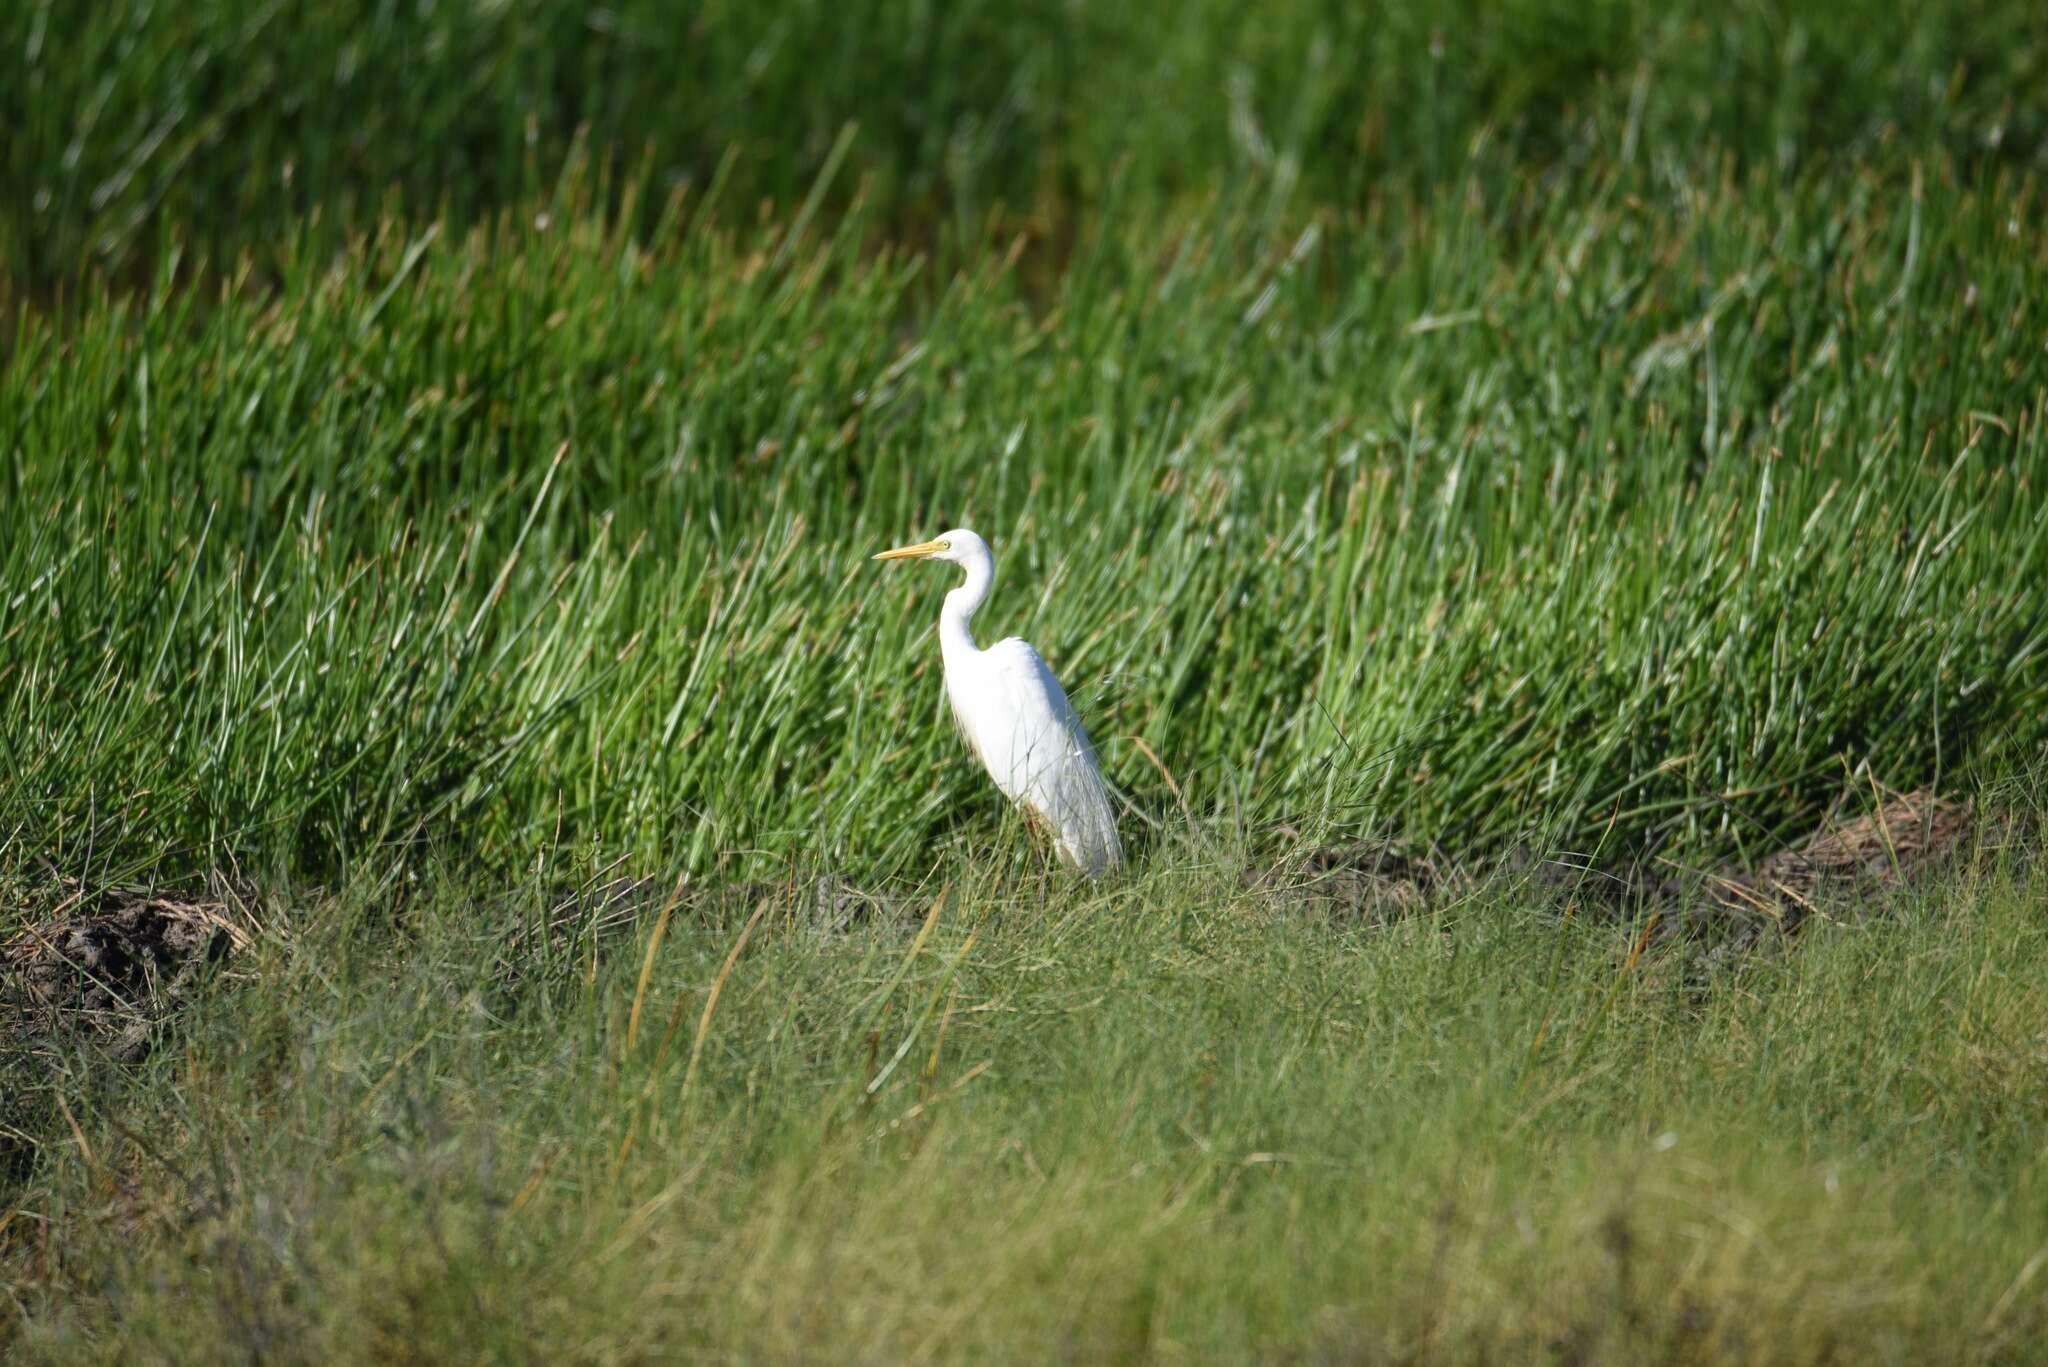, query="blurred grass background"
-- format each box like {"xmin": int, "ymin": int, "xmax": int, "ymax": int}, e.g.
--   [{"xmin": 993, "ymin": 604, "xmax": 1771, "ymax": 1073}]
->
[
  {"xmin": 11, "ymin": 864, "xmax": 2048, "ymax": 1361},
  {"xmin": 4, "ymin": 0, "xmax": 2045, "ymax": 286}
]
